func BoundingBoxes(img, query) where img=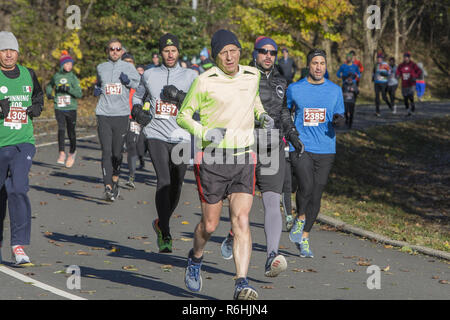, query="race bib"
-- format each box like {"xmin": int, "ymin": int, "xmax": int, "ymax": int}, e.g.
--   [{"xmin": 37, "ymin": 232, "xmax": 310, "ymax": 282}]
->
[
  {"xmin": 155, "ymin": 99, "xmax": 178, "ymax": 119},
  {"xmin": 129, "ymin": 121, "xmax": 141, "ymax": 134},
  {"xmin": 105, "ymin": 83, "xmax": 122, "ymax": 95},
  {"xmin": 304, "ymin": 108, "xmax": 326, "ymax": 126},
  {"xmin": 57, "ymin": 95, "xmax": 71, "ymax": 107},
  {"xmin": 4, "ymin": 106, "xmax": 28, "ymax": 129},
  {"xmin": 402, "ymin": 73, "xmax": 410, "ymax": 81}
]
